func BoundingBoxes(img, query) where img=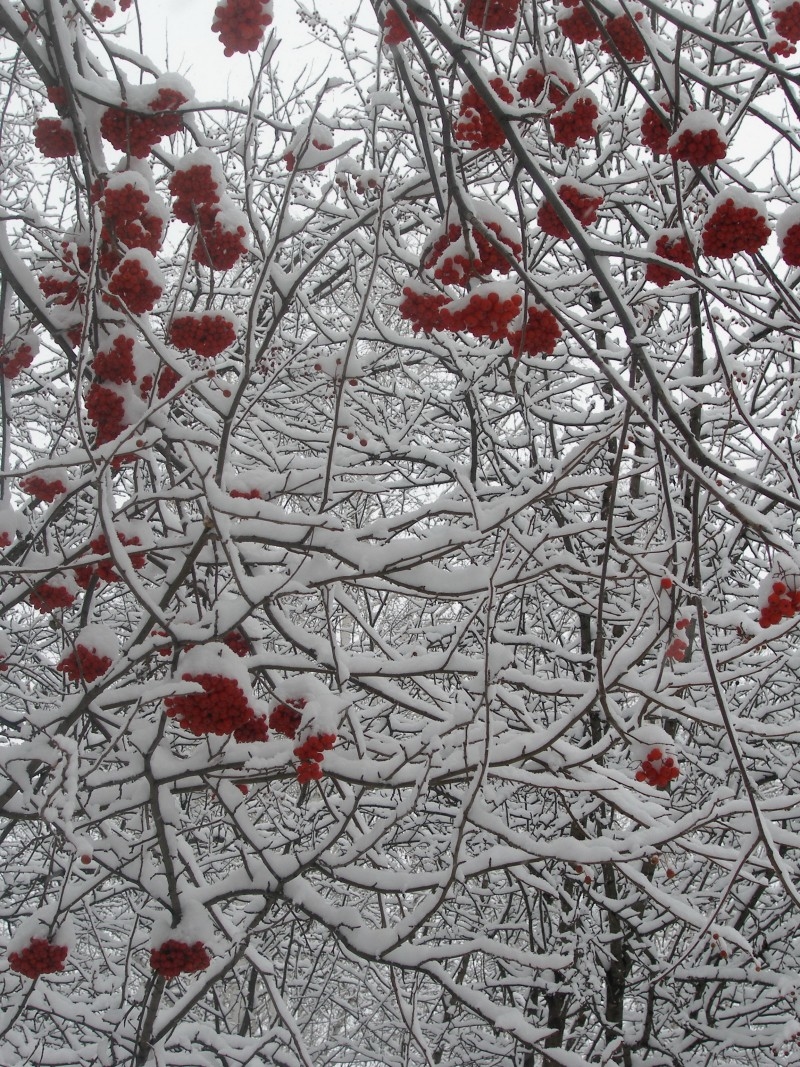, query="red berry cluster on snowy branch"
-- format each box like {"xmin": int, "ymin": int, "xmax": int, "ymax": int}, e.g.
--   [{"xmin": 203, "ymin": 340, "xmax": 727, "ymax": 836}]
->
[
  {"xmin": 170, "ymin": 165, "xmax": 222, "ymax": 223},
  {"xmin": 33, "ymin": 118, "xmax": 76, "ymax": 158},
  {"xmin": 19, "ymin": 475, "xmax": 67, "ymax": 502},
  {"xmin": 232, "ymin": 715, "xmax": 269, "ymax": 743},
  {"xmin": 100, "ymin": 87, "xmax": 188, "ymax": 158},
  {"xmin": 0, "ymin": 341, "xmax": 35, "ymax": 380},
  {"xmin": 557, "ymin": 0, "xmax": 600, "ymax": 44},
  {"xmin": 192, "ymin": 209, "xmax": 249, "ymax": 271},
  {"xmin": 518, "ymin": 61, "xmax": 575, "ymax": 110},
  {"xmin": 537, "ymin": 182, "xmax": 603, "ymax": 239},
  {"xmin": 57, "ymin": 644, "xmax": 113, "ymax": 683},
  {"xmin": 455, "ymin": 78, "xmax": 516, "ymax": 151},
  {"xmin": 212, "ymin": 0, "xmax": 273, "ymax": 56},
  {"xmin": 774, "ymin": 0, "xmax": 800, "ymax": 42},
  {"xmin": 85, "ymin": 382, "xmax": 128, "ymax": 446},
  {"xmin": 466, "ymin": 0, "xmax": 521, "ymax": 31},
  {"xmin": 665, "ymin": 637, "xmax": 688, "ymax": 661},
  {"xmin": 601, "ymin": 11, "xmax": 646, "ymax": 63},
  {"xmin": 702, "ymin": 195, "xmax": 771, "ymax": 258},
  {"xmin": 508, "ymin": 305, "xmax": 562, "ymax": 357},
  {"xmin": 92, "ymin": 2, "xmax": 115, "ymax": 20},
  {"xmin": 284, "ymin": 137, "xmax": 333, "ymax": 172},
  {"xmin": 29, "ymin": 581, "xmax": 77, "ymax": 614},
  {"xmin": 399, "ymin": 286, "xmax": 449, "ymax": 334},
  {"xmin": 635, "ymin": 748, "xmax": 680, "ymax": 789},
  {"xmin": 294, "ymin": 733, "xmax": 336, "ymax": 783},
  {"xmin": 646, "ymin": 232, "xmax": 694, "ymax": 285},
  {"xmin": 668, "ymin": 116, "xmax": 727, "ymax": 168},
  {"xmin": 106, "ymin": 252, "xmax": 163, "ymax": 314},
  {"xmin": 99, "ymin": 178, "xmax": 165, "ymax": 271},
  {"xmin": 93, "ymin": 333, "xmax": 137, "ymax": 384},
  {"xmin": 778, "ymin": 208, "xmax": 800, "ymax": 267},
  {"xmin": 424, "ymin": 222, "xmax": 522, "ymax": 284},
  {"xmin": 74, "ymin": 533, "xmax": 145, "ymax": 586},
  {"xmin": 165, "ymin": 672, "xmax": 256, "ymax": 736},
  {"xmin": 169, "ymin": 154, "xmax": 248, "ymax": 271},
  {"xmin": 759, "ymin": 580, "xmax": 800, "ymax": 627},
  {"xmin": 383, "ymin": 6, "xmax": 416, "ymax": 44},
  {"xmin": 8, "ymin": 938, "xmax": 68, "ymax": 979},
  {"xmin": 640, "ymin": 99, "xmax": 672, "ymax": 155},
  {"xmin": 169, "ymin": 314, "xmax": 237, "ymax": 357},
  {"xmin": 150, "ymin": 939, "xmax": 211, "ymax": 979},
  {"xmin": 269, "ymin": 697, "xmax": 307, "ymax": 739},
  {"xmin": 439, "ymin": 288, "xmax": 522, "ymax": 341},
  {"xmin": 550, "ymin": 92, "xmax": 599, "ymax": 147}
]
